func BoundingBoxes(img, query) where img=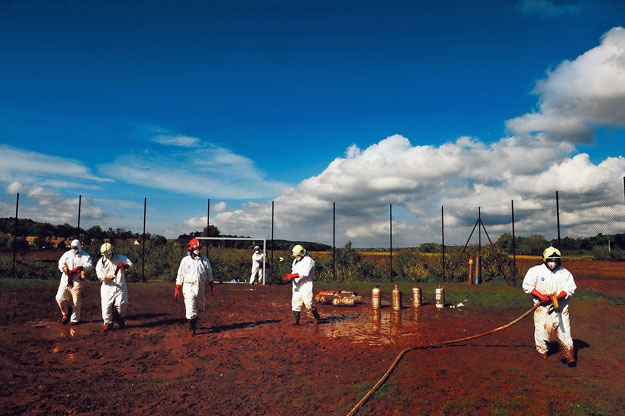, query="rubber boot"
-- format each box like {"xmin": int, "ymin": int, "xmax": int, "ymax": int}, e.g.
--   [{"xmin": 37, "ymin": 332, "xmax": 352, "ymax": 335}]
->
[
  {"xmin": 189, "ymin": 317, "xmax": 198, "ymax": 336},
  {"xmin": 312, "ymin": 309, "xmax": 321, "ymax": 323},
  {"xmin": 292, "ymin": 311, "xmax": 300, "ymax": 326},
  {"xmin": 113, "ymin": 308, "xmax": 125, "ymax": 329}
]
